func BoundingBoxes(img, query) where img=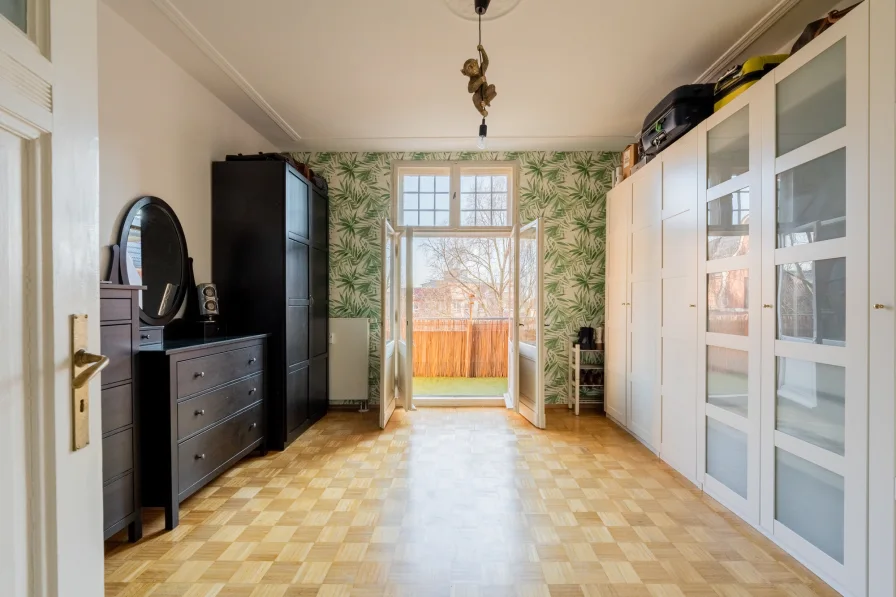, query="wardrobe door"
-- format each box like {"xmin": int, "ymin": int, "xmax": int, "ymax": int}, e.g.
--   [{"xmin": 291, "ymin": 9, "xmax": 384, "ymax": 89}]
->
[
  {"xmin": 659, "ymin": 132, "xmax": 698, "ymax": 483},
  {"xmin": 628, "ymin": 160, "xmax": 662, "ymax": 450},
  {"xmin": 309, "ymin": 247, "xmax": 329, "ymax": 357},
  {"xmin": 286, "ymin": 363, "xmax": 309, "ymax": 436},
  {"xmin": 604, "ymin": 181, "xmax": 631, "ymax": 425},
  {"xmin": 699, "ymin": 90, "xmax": 762, "ymax": 525},
  {"xmin": 759, "ymin": 8, "xmax": 868, "ymax": 592}
]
